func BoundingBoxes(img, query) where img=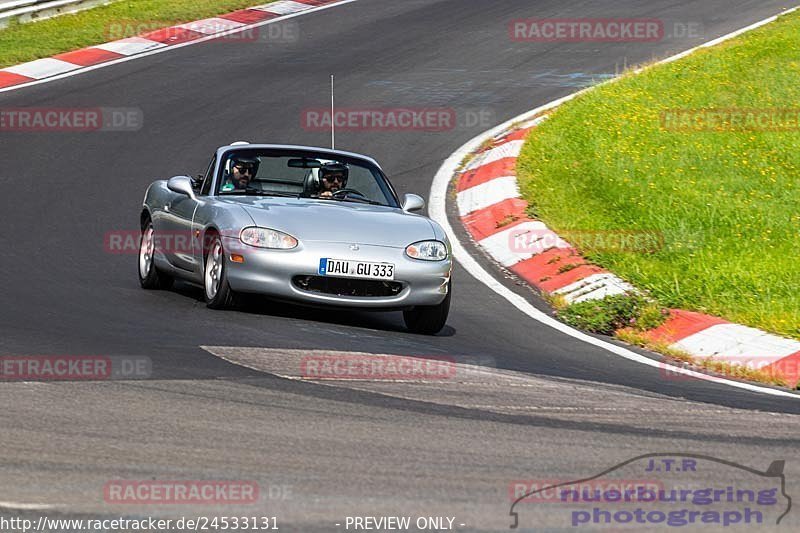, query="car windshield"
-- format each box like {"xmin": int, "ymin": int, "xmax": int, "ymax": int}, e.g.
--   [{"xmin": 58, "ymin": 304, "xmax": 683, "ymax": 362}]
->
[{"xmin": 216, "ymin": 148, "xmax": 399, "ymax": 207}]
